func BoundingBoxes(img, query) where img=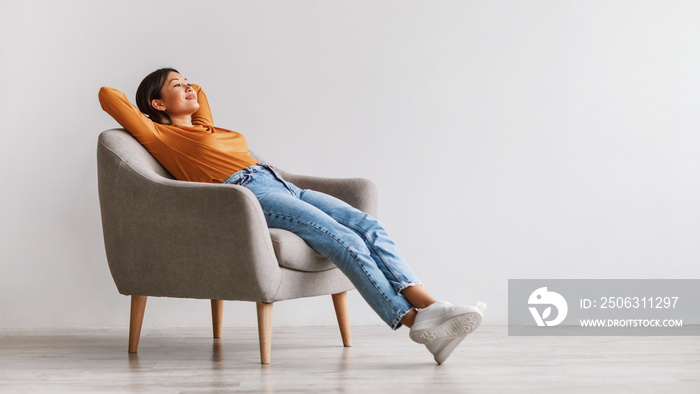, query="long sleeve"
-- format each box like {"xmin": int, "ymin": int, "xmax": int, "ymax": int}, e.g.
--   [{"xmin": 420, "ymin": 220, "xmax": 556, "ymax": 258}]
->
[
  {"xmin": 190, "ymin": 84, "xmax": 214, "ymax": 126},
  {"xmin": 98, "ymin": 86, "xmax": 158, "ymax": 146}
]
